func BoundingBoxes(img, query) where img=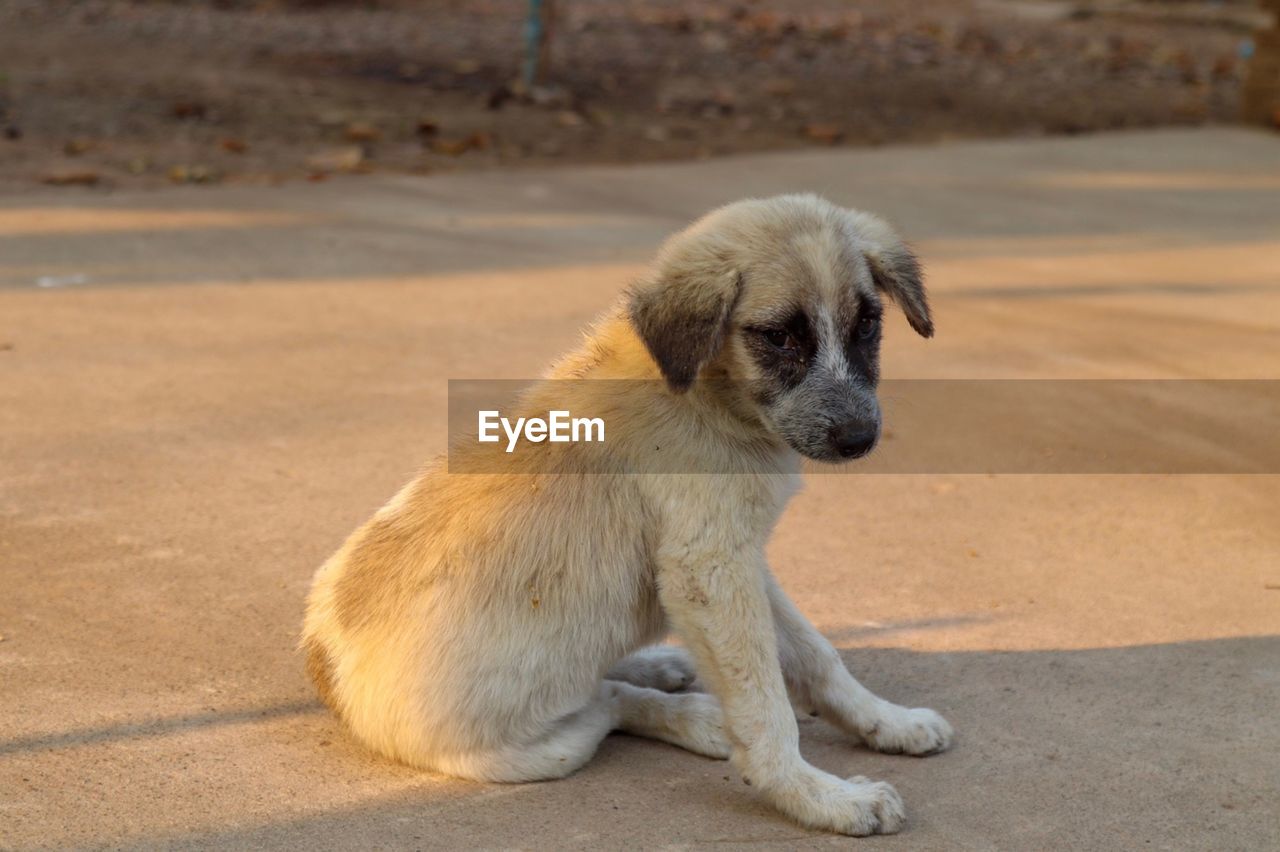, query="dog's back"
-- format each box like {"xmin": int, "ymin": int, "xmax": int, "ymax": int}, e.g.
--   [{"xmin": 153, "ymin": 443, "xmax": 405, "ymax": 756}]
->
[{"xmin": 300, "ymin": 430, "xmax": 664, "ymax": 768}]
